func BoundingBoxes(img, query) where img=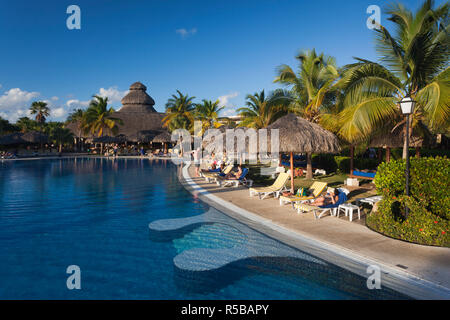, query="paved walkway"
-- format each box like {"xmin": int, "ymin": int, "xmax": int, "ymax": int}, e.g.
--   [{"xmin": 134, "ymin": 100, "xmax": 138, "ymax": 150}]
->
[{"xmin": 184, "ymin": 165, "xmax": 450, "ymax": 299}]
